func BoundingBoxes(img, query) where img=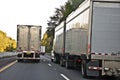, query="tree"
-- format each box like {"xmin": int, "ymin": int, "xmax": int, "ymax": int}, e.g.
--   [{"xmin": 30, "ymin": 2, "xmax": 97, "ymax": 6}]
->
[
  {"xmin": 69, "ymin": 0, "xmax": 84, "ymax": 10},
  {"xmin": 0, "ymin": 30, "xmax": 16, "ymax": 52},
  {"xmin": 41, "ymin": 28, "xmax": 55, "ymax": 53},
  {"xmin": 44, "ymin": 0, "xmax": 85, "ymax": 52}
]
